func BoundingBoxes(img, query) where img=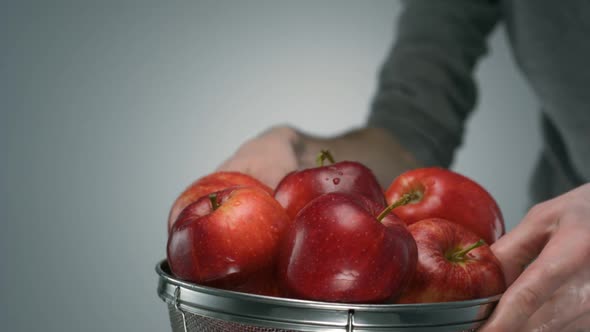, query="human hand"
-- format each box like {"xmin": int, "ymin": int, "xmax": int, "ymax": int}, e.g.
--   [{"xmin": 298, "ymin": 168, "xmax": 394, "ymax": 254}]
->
[
  {"xmin": 216, "ymin": 125, "xmax": 310, "ymax": 189},
  {"xmin": 480, "ymin": 183, "xmax": 590, "ymax": 331},
  {"xmin": 217, "ymin": 125, "xmax": 420, "ymax": 189}
]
